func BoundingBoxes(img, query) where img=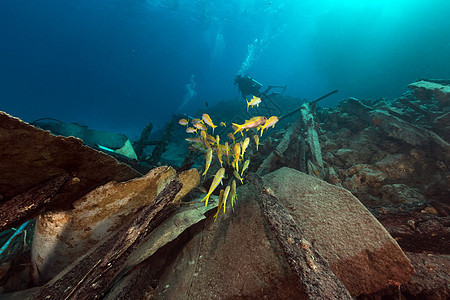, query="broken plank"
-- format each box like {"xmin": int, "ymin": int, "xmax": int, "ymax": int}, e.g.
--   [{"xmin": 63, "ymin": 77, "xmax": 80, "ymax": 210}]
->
[{"xmin": 0, "ymin": 174, "xmax": 71, "ymax": 231}]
